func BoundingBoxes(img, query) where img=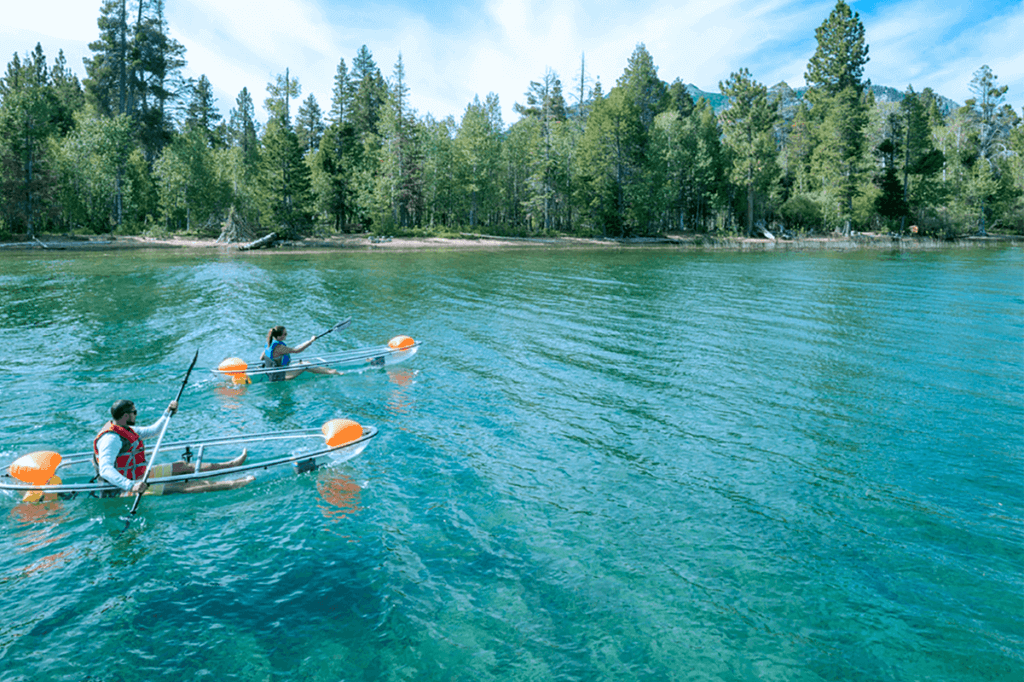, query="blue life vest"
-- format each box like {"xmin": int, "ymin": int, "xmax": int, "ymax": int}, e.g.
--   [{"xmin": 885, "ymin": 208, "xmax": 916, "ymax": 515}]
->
[
  {"xmin": 265, "ymin": 339, "xmax": 291, "ymax": 367},
  {"xmin": 264, "ymin": 339, "xmax": 290, "ymax": 381}
]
